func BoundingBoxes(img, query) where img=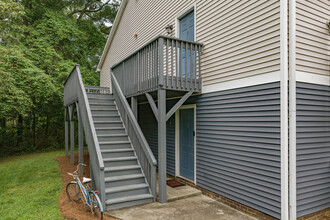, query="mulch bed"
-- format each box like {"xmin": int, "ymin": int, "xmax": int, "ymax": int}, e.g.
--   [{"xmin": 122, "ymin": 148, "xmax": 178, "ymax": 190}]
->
[{"xmin": 54, "ymin": 152, "xmax": 117, "ymax": 220}]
